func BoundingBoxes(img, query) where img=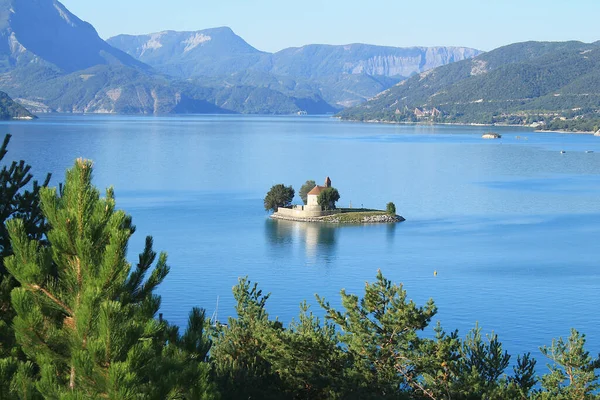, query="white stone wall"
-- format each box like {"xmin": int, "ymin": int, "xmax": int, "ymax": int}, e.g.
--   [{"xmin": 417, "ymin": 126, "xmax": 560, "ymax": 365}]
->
[
  {"xmin": 275, "ymin": 207, "xmax": 339, "ymax": 218},
  {"xmin": 307, "ymin": 194, "xmax": 319, "ymax": 207}
]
